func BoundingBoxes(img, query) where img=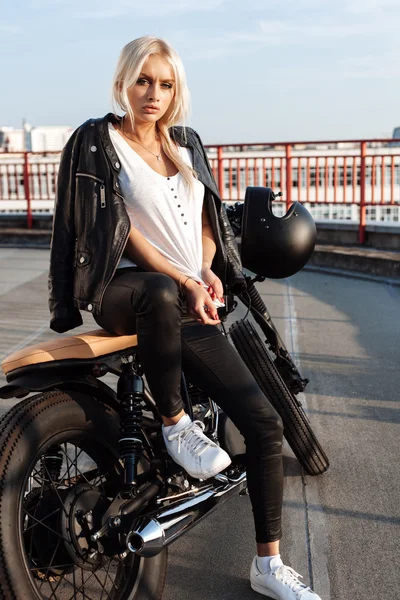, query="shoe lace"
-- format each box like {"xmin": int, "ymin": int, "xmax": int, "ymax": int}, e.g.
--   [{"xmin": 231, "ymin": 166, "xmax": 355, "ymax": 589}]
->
[
  {"xmin": 273, "ymin": 565, "xmax": 312, "ymax": 597},
  {"xmin": 167, "ymin": 420, "xmax": 213, "ymax": 458}
]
